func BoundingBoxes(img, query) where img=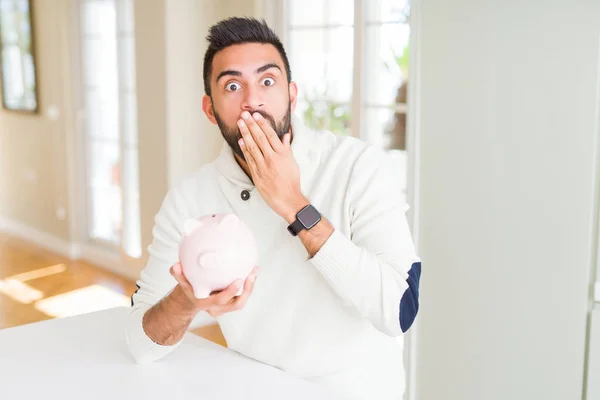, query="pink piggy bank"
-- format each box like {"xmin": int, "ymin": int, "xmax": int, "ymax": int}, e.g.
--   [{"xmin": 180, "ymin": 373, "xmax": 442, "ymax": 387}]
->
[{"xmin": 178, "ymin": 213, "xmax": 258, "ymax": 299}]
